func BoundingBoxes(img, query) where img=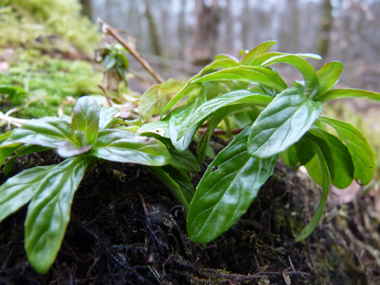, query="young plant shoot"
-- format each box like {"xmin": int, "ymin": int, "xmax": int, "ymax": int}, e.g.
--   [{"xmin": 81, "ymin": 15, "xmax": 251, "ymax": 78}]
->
[
  {"xmin": 0, "ymin": 96, "xmax": 171, "ymax": 274},
  {"xmin": 139, "ymin": 41, "xmax": 378, "ymax": 245}
]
